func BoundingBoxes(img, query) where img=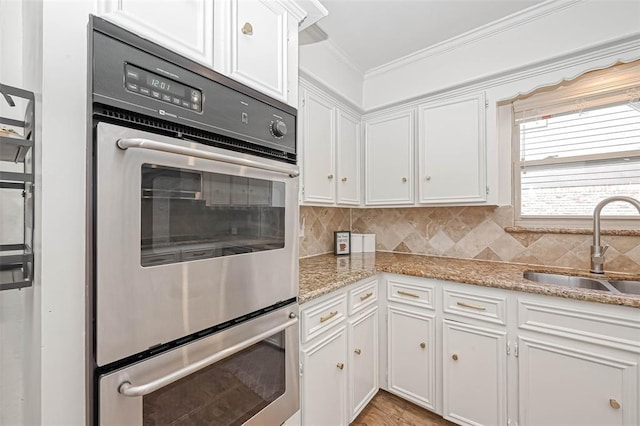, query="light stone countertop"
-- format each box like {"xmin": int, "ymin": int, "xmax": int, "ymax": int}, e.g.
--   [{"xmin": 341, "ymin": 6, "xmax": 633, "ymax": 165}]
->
[{"xmin": 298, "ymin": 252, "xmax": 640, "ymax": 308}]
